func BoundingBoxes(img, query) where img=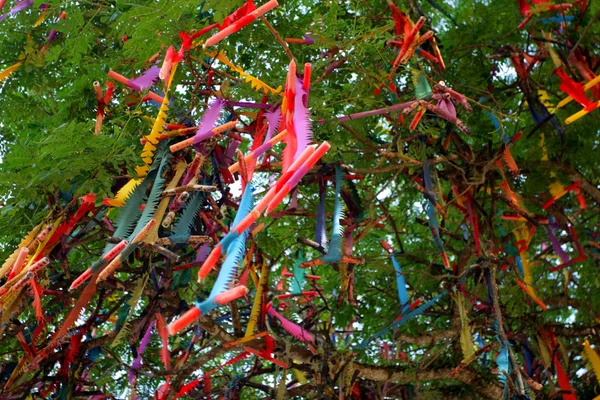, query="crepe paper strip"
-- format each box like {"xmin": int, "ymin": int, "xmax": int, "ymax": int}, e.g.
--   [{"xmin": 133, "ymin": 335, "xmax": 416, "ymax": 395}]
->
[
  {"xmin": 94, "ymin": 81, "xmax": 114, "ymax": 135},
  {"xmin": 9, "ymin": 271, "xmax": 35, "ymax": 293},
  {"xmin": 136, "ymin": 76, "xmax": 175, "ymax": 178},
  {"xmin": 574, "ymin": 188, "xmax": 587, "ymax": 209},
  {"xmin": 356, "ymin": 291, "xmax": 447, "ymax": 349},
  {"xmin": 0, "ymin": 61, "xmax": 23, "ymax": 82},
  {"xmin": 515, "ymin": 280, "xmax": 548, "ymax": 310},
  {"xmin": 25, "ymin": 256, "xmax": 50, "ymax": 276},
  {"xmin": 214, "ymin": 285, "xmax": 249, "ymax": 304},
  {"xmin": 556, "ymin": 74, "xmax": 600, "ymax": 108},
  {"xmin": 556, "ymin": 68, "xmax": 599, "ymax": 111},
  {"xmin": 179, "ymin": 154, "xmax": 204, "ymax": 190},
  {"xmin": 283, "ymin": 59, "xmax": 297, "ymax": 114},
  {"xmin": 215, "ymin": 0, "xmax": 257, "ymax": 32},
  {"xmin": 96, "ymin": 220, "xmax": 157, "ymax": 282},
  {"xmin": 564, "ymin": 101, "xmax": 600, "ymax": 124},
  {"xmin": 299, "ymin": 255, "xmax": 364, "ymax": 270},
  {"xmin": 278, "ymin": 251, "xmax": 320, "ymax": 298},
  {"xmin": 251, "ymin": 222, "xmax": 265, "ymax": 236},
  {"xmin": 554, "ymin": 351, "xmax": 577, "ymax": 400},
  {"xmin": 93, "ymin": 238, "xmax": 129, "ymax": 263},
  {"xmin": 517, "ymin": 1, "xmax": 573, "ymax": 29},
  {"xmin": 16, "ymin": 331, "xmax": 36, "ymax": 359},
  {"xmin": 583, "ymin": 340, "xmax": 600, "ymax": 383},
  {"xmin": 103, "ymin": 178, "xmax": 143, "ymax": 208},
  {"xmin": 421, "ymin": 159, "xmax": 437, "ymax": 205},
  {"xmin": 179, "ymin": 30, "xmax": 193, "ymax": 54},
  {"xmin": 549, "ymin": 226, "xmax": 586, "ymax": 273},
  {"xmin": 318, "ymin": 166, "xmax": 344, "ymax": 264},
  {"xmin": 496, "ymin": 161, "xmax": 526, "ymax": 213},
  {"xmin": 136, "ymin": 320, "xmax": 156, "ymax": 364},
  {"xmin": 169, "ymin": 121, "xmax": 238, "ymax": 152},
  {"xmin": 229, "ymin": 129, "xmax": 289, "ymax": 173},
  {"xmin": 266, "ymin": 141, "xmax": 331, "ymax": 214},
  {"xmin": 197, "ymin": 186, "xmax": 254, "ymax": 282},
  {"xmin": 138, "ymin": 87, "xmax": 163, "ymax": 104},
  {"xmin": 159, "ymin": 46, "xmax": 178, "ymax": 82},
  {"xmin": 0, "ymin": 0, "xmax": 32, "ymax": 22},
  {"xmin": 501, "ymin": 146, "xmax": 519, "ymax": 177},
  {"xmin": 429, "ymin": 36, "xmax": 446, "ymax": 70},
  {"xmin": 417, "ymin": 100, "xmax": 472, "ymax": 135},
  {"xmin": 175, "ymin": 379, "xmax": 202, "ymax": 400},
  {"xmin": 227, "ymin": 100, "xmax": 274, "ymax": 109},
  {"xmin": 267, "ymin": 304, "xmax": 315, "ymax": 343},
  {"xmin": 245, "ymin": 261, "xmax": 269, "ymax": 337},
  {"xmin": 69, "ymin": 240, "xmax": 128, "ymax": 291},
  {"xmin": 168, "ymin": 305, "xmax": 203, "ymax": 336},
  {"xmin": 173, "ymin": 190, "xmax": 252, "ymax": 333},
  {"xmin": 30, "ymin": 277, "xmax": 45, "ymax": 322},
  {"xmin": 129, "ymin": 65, "xmax": 160, "ymax": 92},
  {"xmin": 332, "ymin": 101, "xmax": 414, "ymax": 124},
  {"xmin": 425, "ymin": 200, "xmax": 451, "ymax": 270},
  {"xmin": 496, "ymin": 344, "xmax": 510, "ymax": 393},
  {"xmin": 154, "ymin": 379, "xmax": 171, "ymax": 400},
  {"xmin": 129, "ymin": 320, "xmax": 156, "ymax": 385},
  {"xmin": 93, "ymin": 81, "xmax": 104, "ymax": 101},
  {"xmin": 271, "ymin": 144, "xmax": 317, "ymax": 196},
  {"xmin": 195, "ymin": 97, "xmax": 224, "ymax": 137},
  {"xmin": 550, "ymin": 253, "xmax": 586, "ymax": 272},
  {"xmin": 276, "ymin": 291, "xmax": 318, "ymax": 300},
  {"xmin": 205, "ymin": 352, "xmax": 252, "ymax": 382},
  {"xmin": 208, "ymin": 50, "xmax": 282, "ymax": 94},
  {"xmin": 454, "ymin": 291, "xmax": 475, "ymax": 361},
  {"xmin": 583, "ymin": 339, "xmax": 600, "ymax": 382},
  {"xmin": 554, "ymin": 68, "xmax": 600, "ymax": 124},
  {"xmin": 107, "ymin": 70, "xmax": 164, "ymax": 103},
  {"xmin": 23, "ymin": 325, "xmax": 84, "ymax": 374},
  {"xmin": 162, "ymin": 124, "xmax": 198, "ymax": 140},
  {"xmin": 390, "ymin": 15, "xmax": 424, "ymax": 72},
  {"xmin": 1, "ymin": 219, "xmax": 59, "ymax": 284},
  {"xmin": 42, "ymin": 10, "xmax": 67, "ymax": 47},
  {"xmin": 514, "ymin": 223, "xmax": 535, "ymax": 255},
  {"xmin": 51, "ymin": 271, "xmax": 101, "ymax": 341},
  {"xmin": 546, "ymin": 222, "xmax": 570, "ymax": 265},
  {"xmin": 391, "ymin": 255, "xmax": 409, "ymax": 308},
  {"xmin": 281, "ymin": 77, "xmax": 298, "ymax": 172},
  {"xmin": 569, "ymin": 51, "xmax": 600, "ymax": 100},
  {"xmin": 285, "ymin": 36, "xmax": 315, "ymax": 45},
  {"xmin": 290, "ymin": 79, "xmax": 311, "ymax": 160},
  {"xmin": 190, "ymin": 22, "xmax": 219, "ymax": 41},
  {"xmin": 245, "ymin": 346, "xmax": 289, "ymax": 368},
  {"xmin": 224, "ymin": 331, "xmax": 268, "ymax": 348},
  {"xmin": 204, "ymin": 0, "xmax": 279, "ymax": 47},
  {"xmin": 7, "ymin": 247, "xmax": 29, "ymax": 280},
  {"xmin": 538, "ymin": 326, "xmax": 578, "ymax": 400},
  {"xmin": 501, "ymin": 214, "xmax": 547, "ymax": 224},
  {"xmin": 108, "ymin": 69, "xmax": 135, "ymax": 86}
]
